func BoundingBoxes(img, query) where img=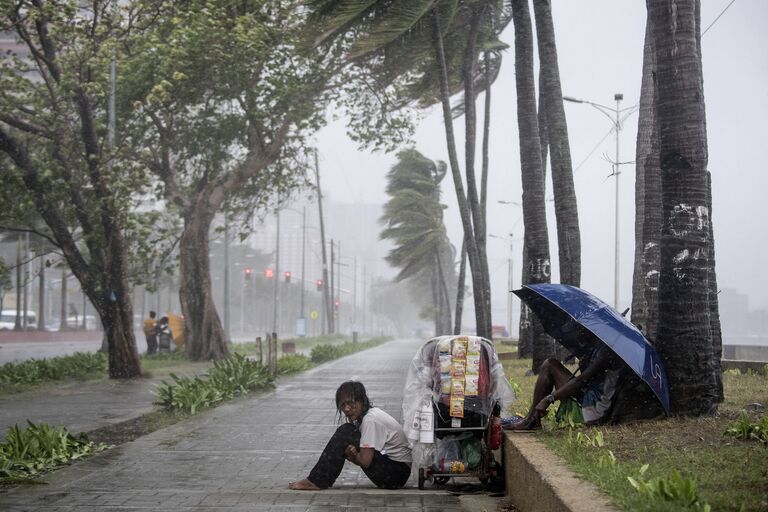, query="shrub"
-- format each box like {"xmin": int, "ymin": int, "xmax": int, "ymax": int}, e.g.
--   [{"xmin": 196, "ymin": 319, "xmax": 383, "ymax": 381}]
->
[
  {"xmin": 277, "ymin": 354, "xmax": 312, "ymax": 375},
  {"xmin": 154, "ymin": 353, "xmax": 273, "ymax": 414},
  {"xmin": 0, "ymin": 421, "xmax": 107, "ymax": 482},
  {"xmin": 0, "ymin": 352, "xmax": 107, "ymax": 387}
]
